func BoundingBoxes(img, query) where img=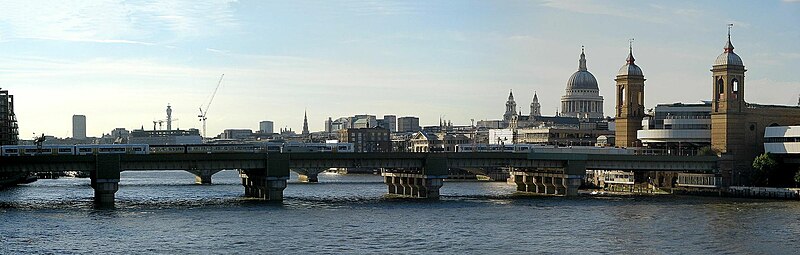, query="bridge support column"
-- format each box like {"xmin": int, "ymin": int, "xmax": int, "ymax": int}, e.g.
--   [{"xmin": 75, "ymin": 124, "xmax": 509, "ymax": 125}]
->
[
  {"xmin": 382, "ymin": 173, "xmax": 443, "ymax": 198},
  {"xmin": 294, "ymin": 168, "xmax": 325, "ymax": 183},
  {"xmin": 91, "ymin": 155, "xmax": 121, "ymax": 206},
  {"xmin": 564, "ymin": 175, "xmax": 582, "ymax": 196},
  {"xmin": 543, "ymin": 176, "xmax": 556, "ymax": 195},
  {"xmin": 554, "ymin": 176, "xmax": 566, "ymax": 195},
  {"xmin": 385, "ymin": 175, "xmax": 399, "ymax": 194},
  {"xmin": 241, "ymin": 173, "xmax": 287, "ymax": 200},
  {"xmin": 533, "ymin": 174, "xmax": 546, "ymax": 194},
  {"xmin": 239, "ymin": 153, "xmax": 291, "ymax": 201},
  {"xmin": 510, "ymin": 171, "xmax": 580, "ymax": 197},
  {"xmin": 189, "ymin": 169, "xmax": 221, "ymax": 184},
  {"xmin": 512, "ymin": 173, "xmax": 526, "ymax": 192}
]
